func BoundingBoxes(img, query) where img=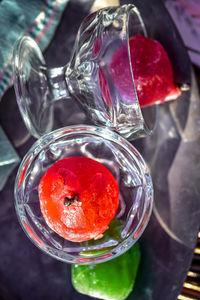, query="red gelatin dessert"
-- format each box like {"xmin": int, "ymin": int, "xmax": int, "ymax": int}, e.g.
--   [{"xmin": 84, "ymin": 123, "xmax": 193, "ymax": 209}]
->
[
  {"xmin": 108, "ymin": 34, "xmax": 181, "ymax": 107},
  {"xmin": 38, "ymin": 157, "xmax": 119, "ymax": 242}
]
